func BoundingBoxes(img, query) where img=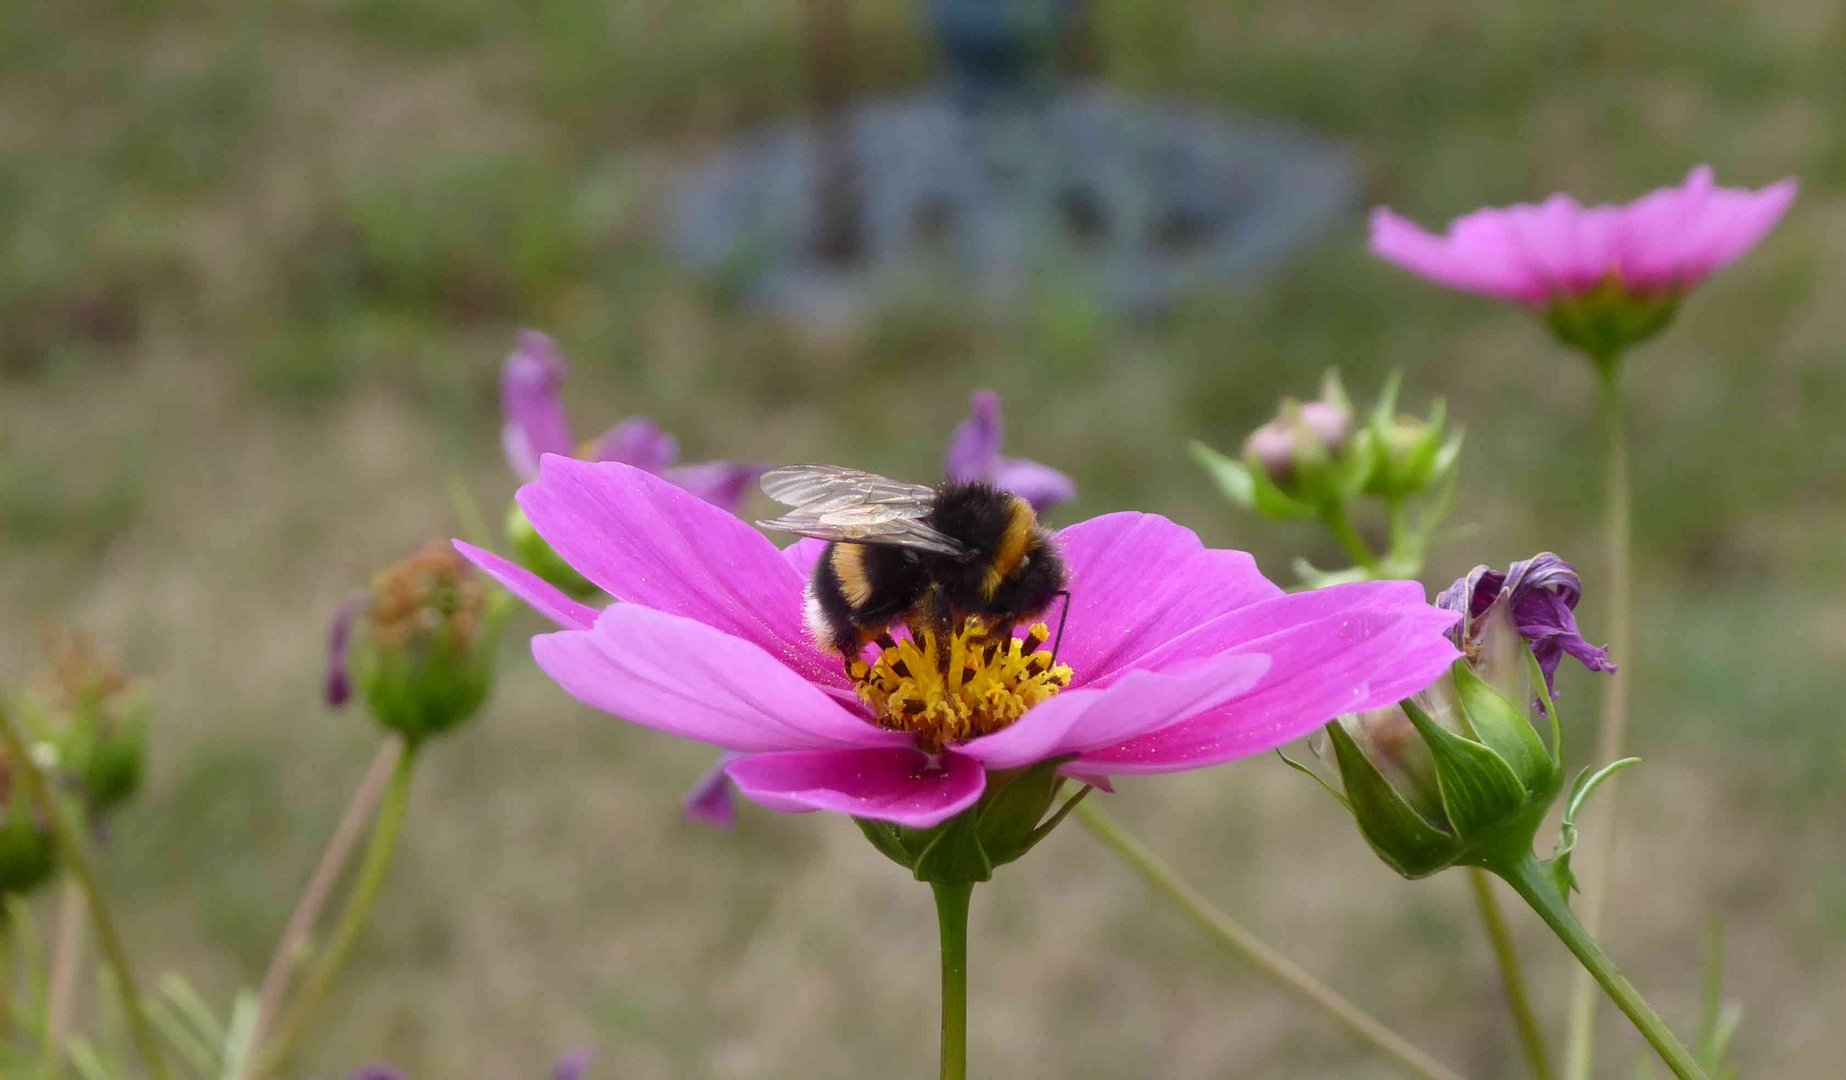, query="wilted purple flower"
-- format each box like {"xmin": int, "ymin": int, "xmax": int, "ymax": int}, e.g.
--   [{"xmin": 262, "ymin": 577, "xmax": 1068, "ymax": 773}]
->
[
  {"xmin": 1437, "ymin": 553, "xmax": 1615, "ymax": 694},
  {"xmin": 944, "ymin": 390, "xmax": 1076, "ymax": 514},
  {"xmin": 498, "ymin": 331, "xmax": 764, "ymax": 514}
]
